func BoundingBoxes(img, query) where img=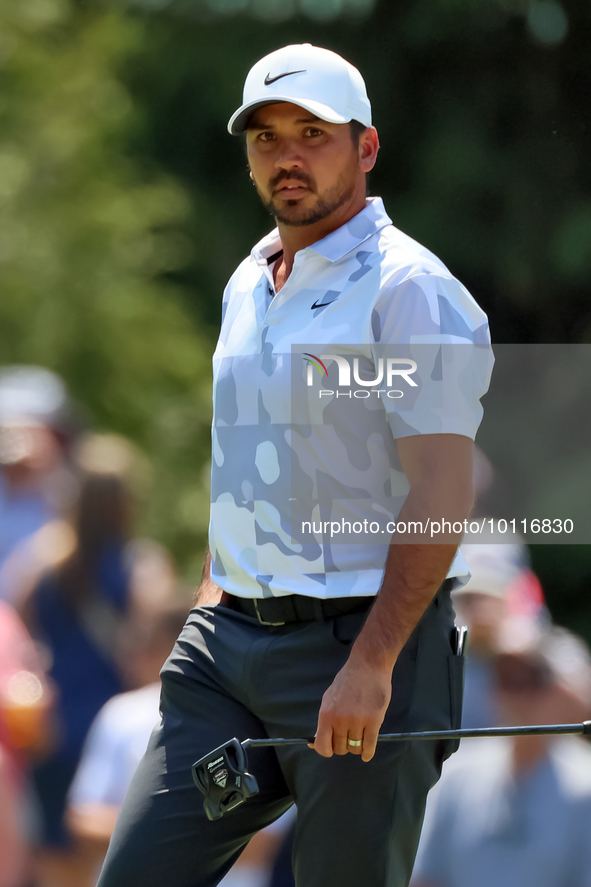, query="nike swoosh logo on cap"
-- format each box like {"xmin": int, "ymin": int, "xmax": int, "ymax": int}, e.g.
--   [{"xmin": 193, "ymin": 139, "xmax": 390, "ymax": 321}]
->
[{"xmin": 264, "ymin": 70, "xmax": 306, "ymax": 86}]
